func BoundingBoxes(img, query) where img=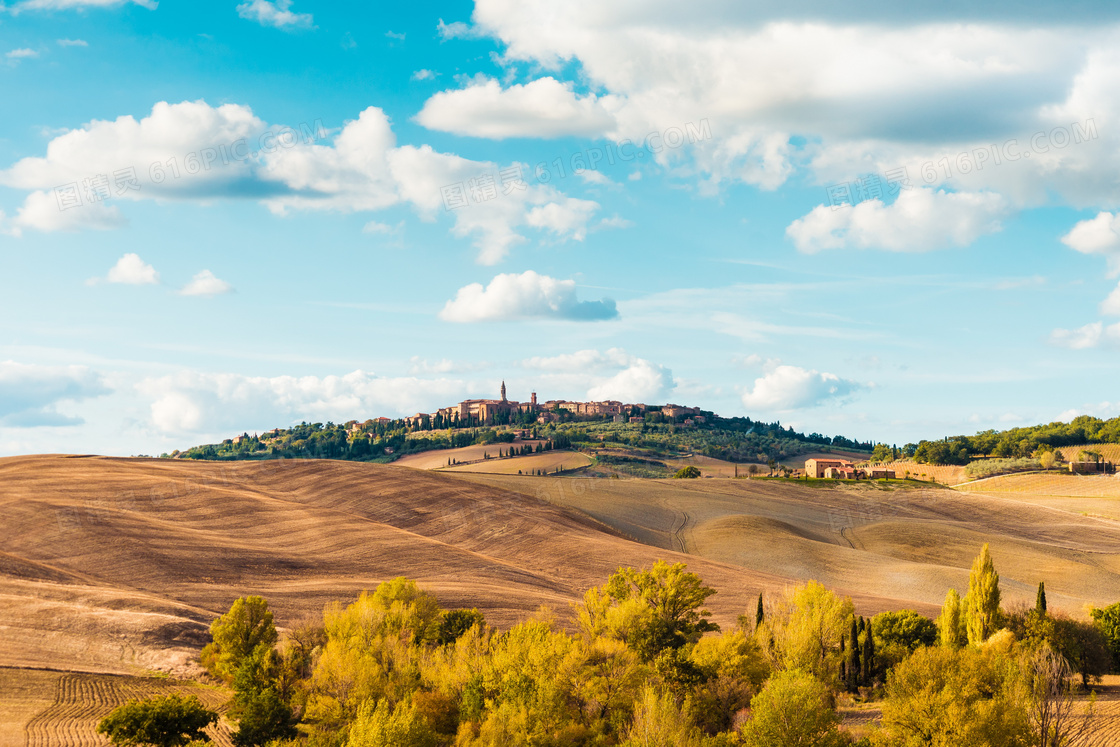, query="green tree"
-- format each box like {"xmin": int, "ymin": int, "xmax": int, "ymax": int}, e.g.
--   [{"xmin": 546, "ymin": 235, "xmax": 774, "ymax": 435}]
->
[
  {"xmin": 201, "ymin": 596, "xmax": 278, "ymax": 682},
  {"xmin": 965, "ymin": 544, "xmax": 1001, "ymax": 645},
  {"xmin": 846, "ymin": 617, "xmax": 860, "ymax": 691},
  {"xmin": 758, "ymin": 580, "xmax": 854, "ymax": 686},
  {"xmin": 938, "ymin": 589, "xmax": 966, "ymax": 649},
  {"xmin": 581, "ymin": 561, "xmax": 719, "ymax": 661},
  {"xmin": 738, "ymin": 670, "xmax": 846, "ymax": 747},
  {"xmin": 621, "ymin": 685, "xmax": 703, "ymax": 747},
  {"xmin": 872, "ymin": 610, "xmax": 937, "ymax": 671},
  {"xmin": 878, "ymin": 646, "xmax": 1031, "ymax": 747},
  {"xmin": 435, "ymin": 609, "xmax": 486, "ymax": 646},
  {"xmin": 673, "ymin": 466, "xmax": 701, "ymax": 479},
  {"xmin": 755, "ymin": 593, "xmax": 764, "ymax": 630},
  {"xmin": 232, "ymin": 688, "xmax": 298, "ymax": 747},
  {"xmin": 347, "ymin": 697, "xmax": 435, "ymax": 747},
  {"xmin": 862, "ymin": 618, "xmax": 875, "ymax": 685},
  {"xmin": 97, "ymin": 695, "xmax": 217, "ymax": 747},
  {"xmin": 1090, "ymin": 602, "xmax": 1120, "ymax": 671},
  {"xmin": 1036, "ymin": 582, "xmax": 1047, "ymax": 614}
]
